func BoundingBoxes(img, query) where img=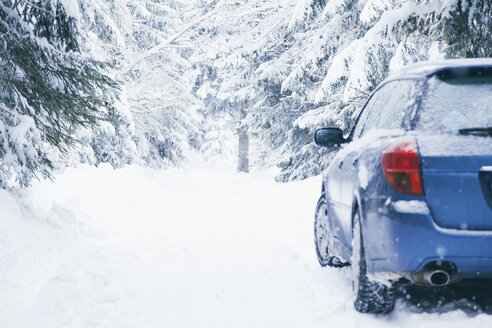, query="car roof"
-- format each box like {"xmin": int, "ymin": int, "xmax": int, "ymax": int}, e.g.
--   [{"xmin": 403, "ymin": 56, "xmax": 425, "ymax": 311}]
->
[{"xmin": 384, "ymin": 58, "xmax": 492, "ymax": 82}]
